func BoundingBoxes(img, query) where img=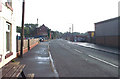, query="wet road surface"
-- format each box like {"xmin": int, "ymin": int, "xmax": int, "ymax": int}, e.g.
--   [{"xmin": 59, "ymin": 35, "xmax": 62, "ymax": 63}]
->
[{"xmin": 49, "ymin": 39, "xmax": 118, "ymax": 77}]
